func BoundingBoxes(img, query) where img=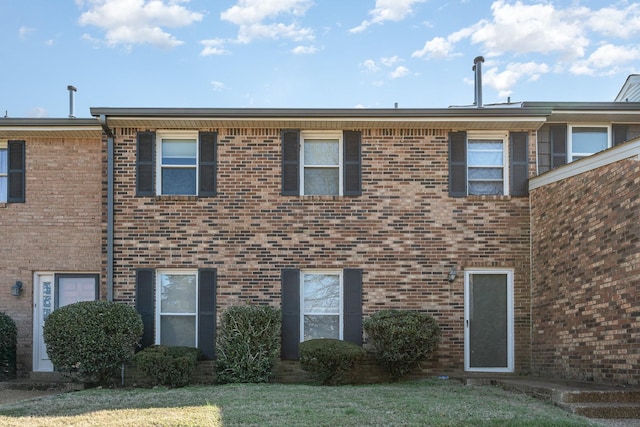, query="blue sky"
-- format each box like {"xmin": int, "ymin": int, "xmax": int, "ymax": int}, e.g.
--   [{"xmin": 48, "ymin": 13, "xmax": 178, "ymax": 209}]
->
[{"xmin": 2, "ymin": 0, "xmax": 639, "ymax": 118}]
